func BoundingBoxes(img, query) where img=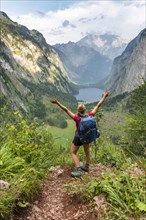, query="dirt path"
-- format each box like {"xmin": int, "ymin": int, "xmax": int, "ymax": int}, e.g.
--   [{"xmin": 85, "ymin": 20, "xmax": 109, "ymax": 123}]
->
[
  {"xmin": 14, "ymin": 163, "xmax": 146, "ymax": 220},
  {"xmin": 14, "ymin": 165, "xmax": 104, "ymax": 220}
]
